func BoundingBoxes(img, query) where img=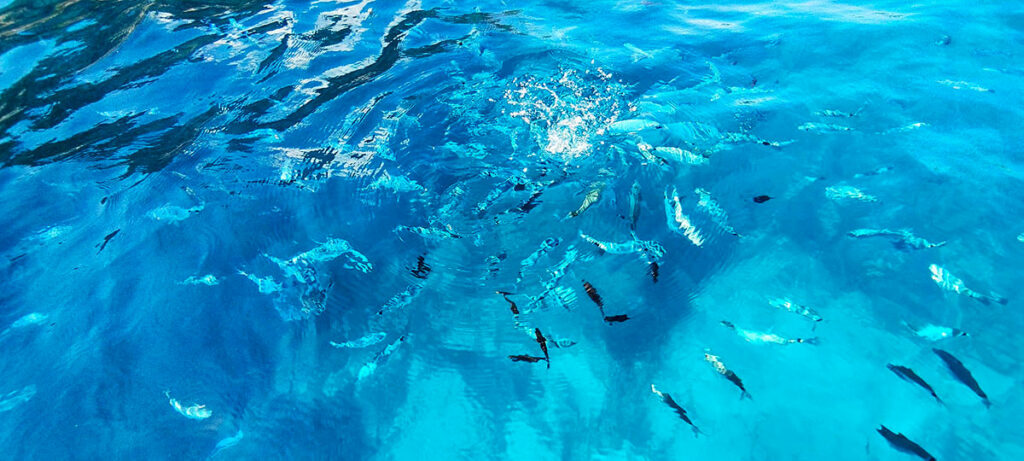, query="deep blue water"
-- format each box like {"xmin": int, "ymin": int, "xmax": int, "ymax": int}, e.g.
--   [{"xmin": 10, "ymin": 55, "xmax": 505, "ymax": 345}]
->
[{"xmin": 1, "ymin": 0, "xmax": 1022, "ymax": 459}]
